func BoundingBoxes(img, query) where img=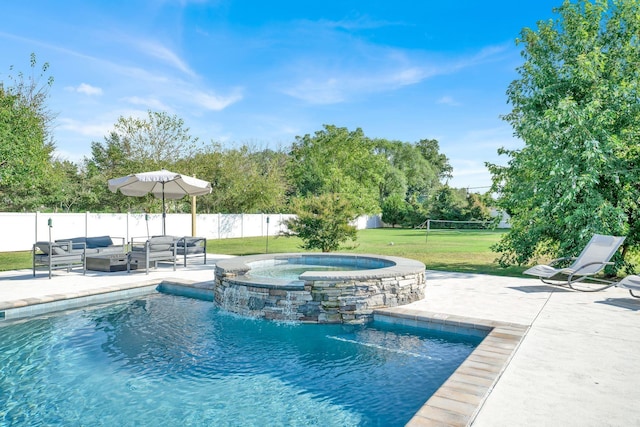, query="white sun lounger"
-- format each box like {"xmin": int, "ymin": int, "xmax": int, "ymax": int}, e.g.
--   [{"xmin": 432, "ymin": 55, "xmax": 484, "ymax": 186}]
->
[{"xmin": 523, "ymin": 234, "xmax": 626, "ymax": 292}]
